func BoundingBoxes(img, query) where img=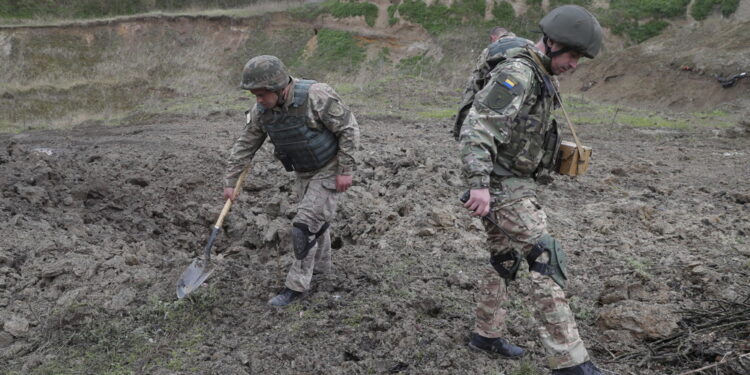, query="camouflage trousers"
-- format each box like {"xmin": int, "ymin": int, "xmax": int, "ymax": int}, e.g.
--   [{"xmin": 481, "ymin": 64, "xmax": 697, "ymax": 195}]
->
[
  {"xmin": 284, "ymin": 173, "xmax": 339, "ymax": 292},
  {"xmin": 474, "ymin": 197, "xmax": 590, "ymax": 369}
]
